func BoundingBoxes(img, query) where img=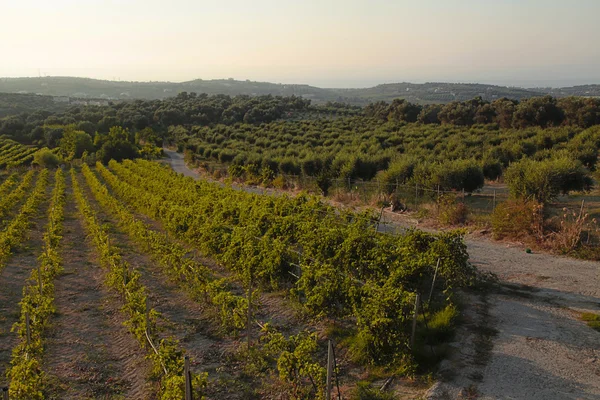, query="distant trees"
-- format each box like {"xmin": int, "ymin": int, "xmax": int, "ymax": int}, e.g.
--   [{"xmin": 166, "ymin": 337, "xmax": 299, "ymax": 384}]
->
[{"xmin": 368, "ymin": 95, "xmax": 600, "ymax": 129}]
